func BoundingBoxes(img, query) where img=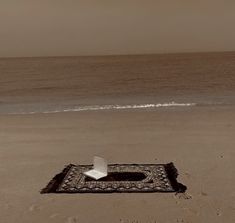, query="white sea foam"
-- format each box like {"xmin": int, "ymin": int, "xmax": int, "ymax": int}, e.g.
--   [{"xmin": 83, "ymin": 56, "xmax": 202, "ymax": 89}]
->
[{"xmin": 9, "ymin": 102, "xmax": 196, "ymax": 114}]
